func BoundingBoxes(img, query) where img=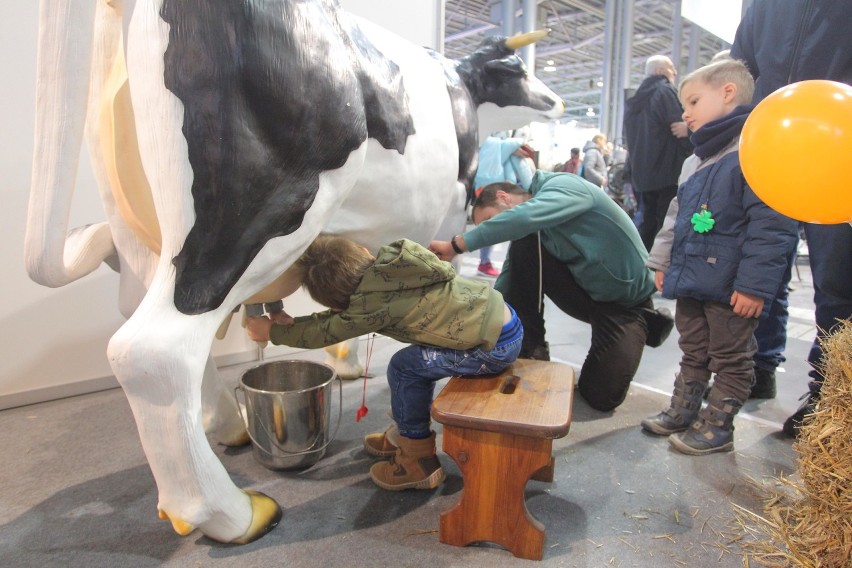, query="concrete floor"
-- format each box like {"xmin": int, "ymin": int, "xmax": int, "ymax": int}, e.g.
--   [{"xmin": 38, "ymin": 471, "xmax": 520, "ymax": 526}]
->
[{"xmin": 0, "ymin": 240, "xmax": 814, "ymax": 567}]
